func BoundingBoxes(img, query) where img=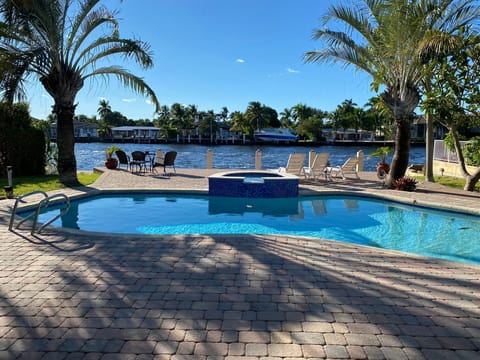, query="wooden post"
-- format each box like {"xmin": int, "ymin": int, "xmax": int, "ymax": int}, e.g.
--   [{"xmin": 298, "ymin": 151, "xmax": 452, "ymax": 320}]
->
[
  {"xmin": 206, "ymin": 149, "xmax": 213, "ymax": 169},
  {"xmin": 357, "ymin": 150, "xmax": 364, "ymax": 172},
  {"xmin": 255, "ymin": 149, "xmax": 262, "ymax": 170}
]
